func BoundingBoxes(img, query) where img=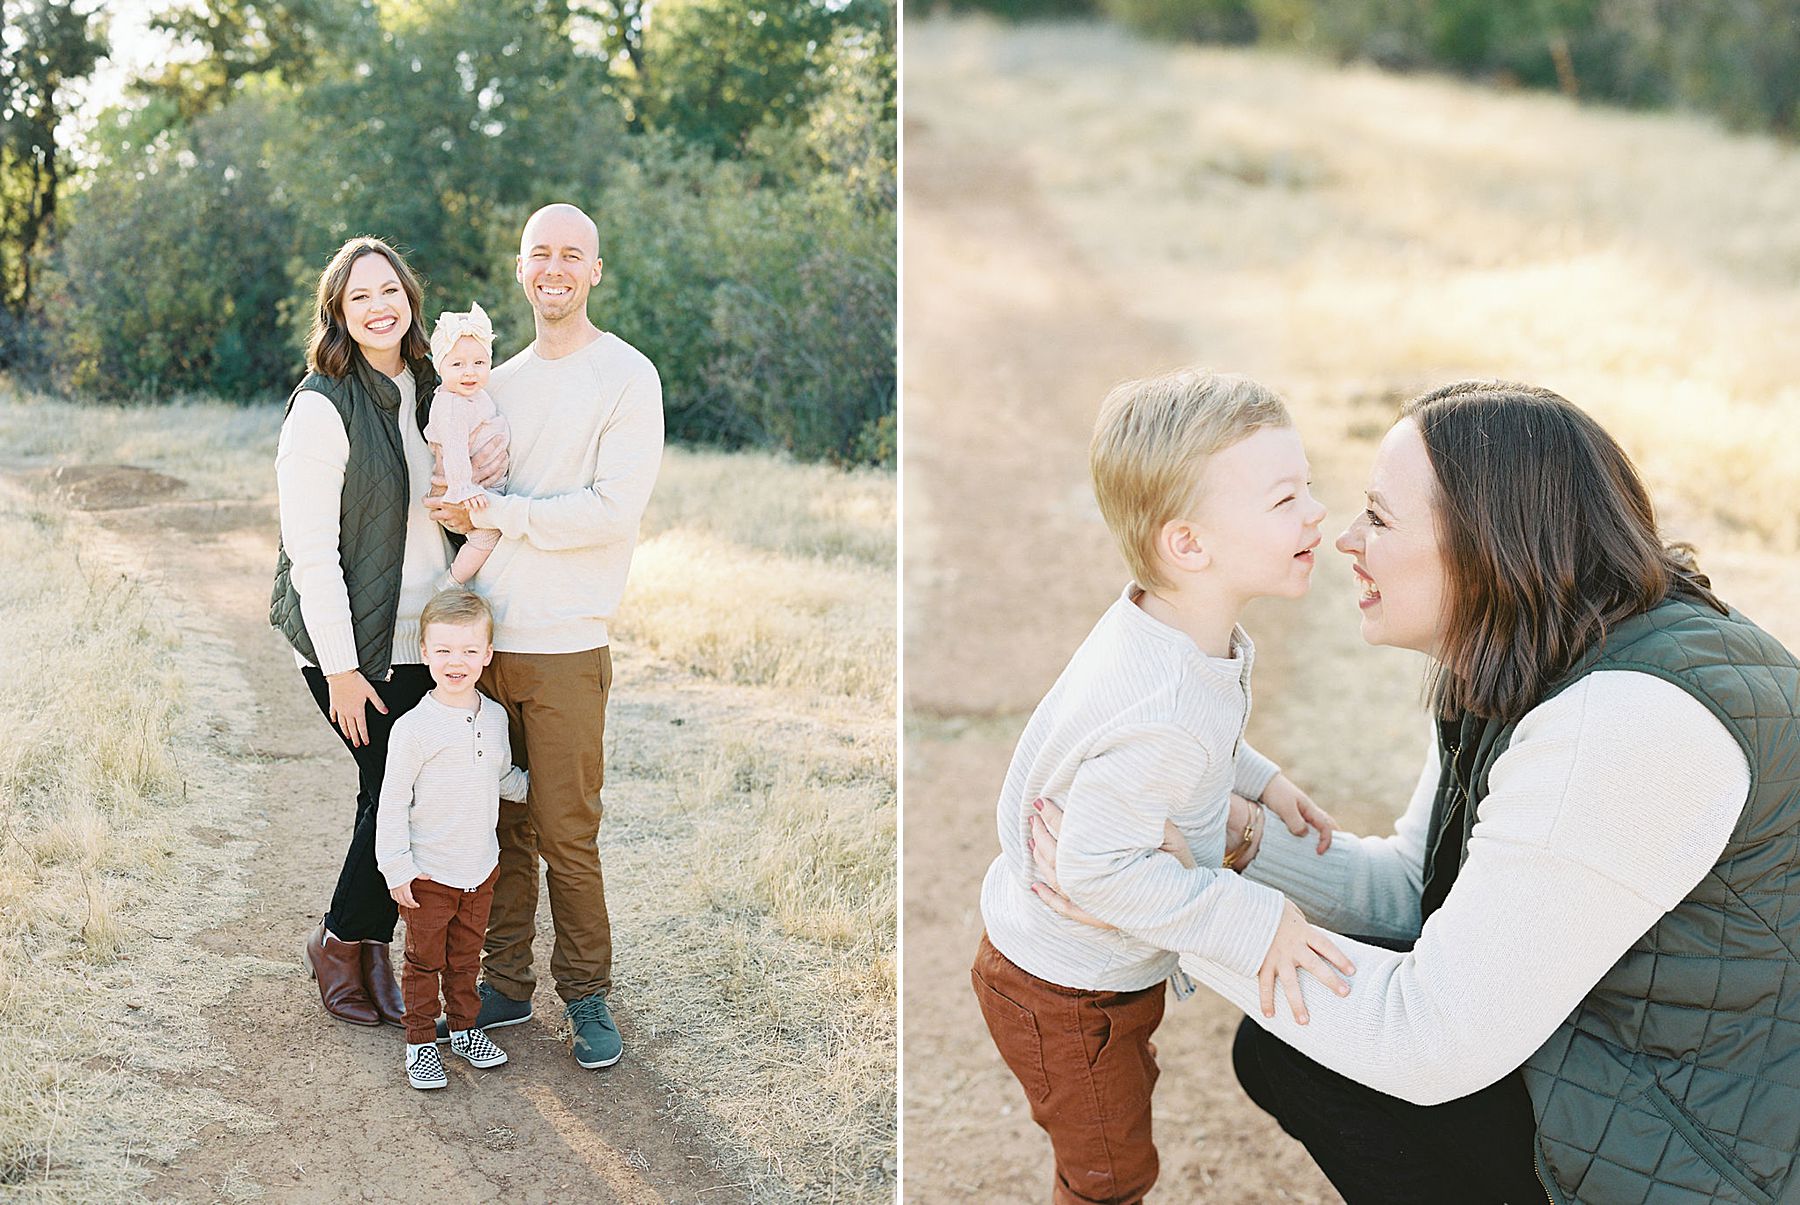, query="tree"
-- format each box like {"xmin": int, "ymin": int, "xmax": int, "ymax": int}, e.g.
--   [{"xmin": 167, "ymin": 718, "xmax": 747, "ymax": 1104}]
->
[
  {"xmin": 0, "ymin": 0, "xmax": 106, "ymax": 344},
  {"xmin": 635, "ymin": 0, "xmax": 881, "ymax": 156},
  {"xmin": 138, "ymin": 0, "xmax": 340, "ymax": 120}
]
